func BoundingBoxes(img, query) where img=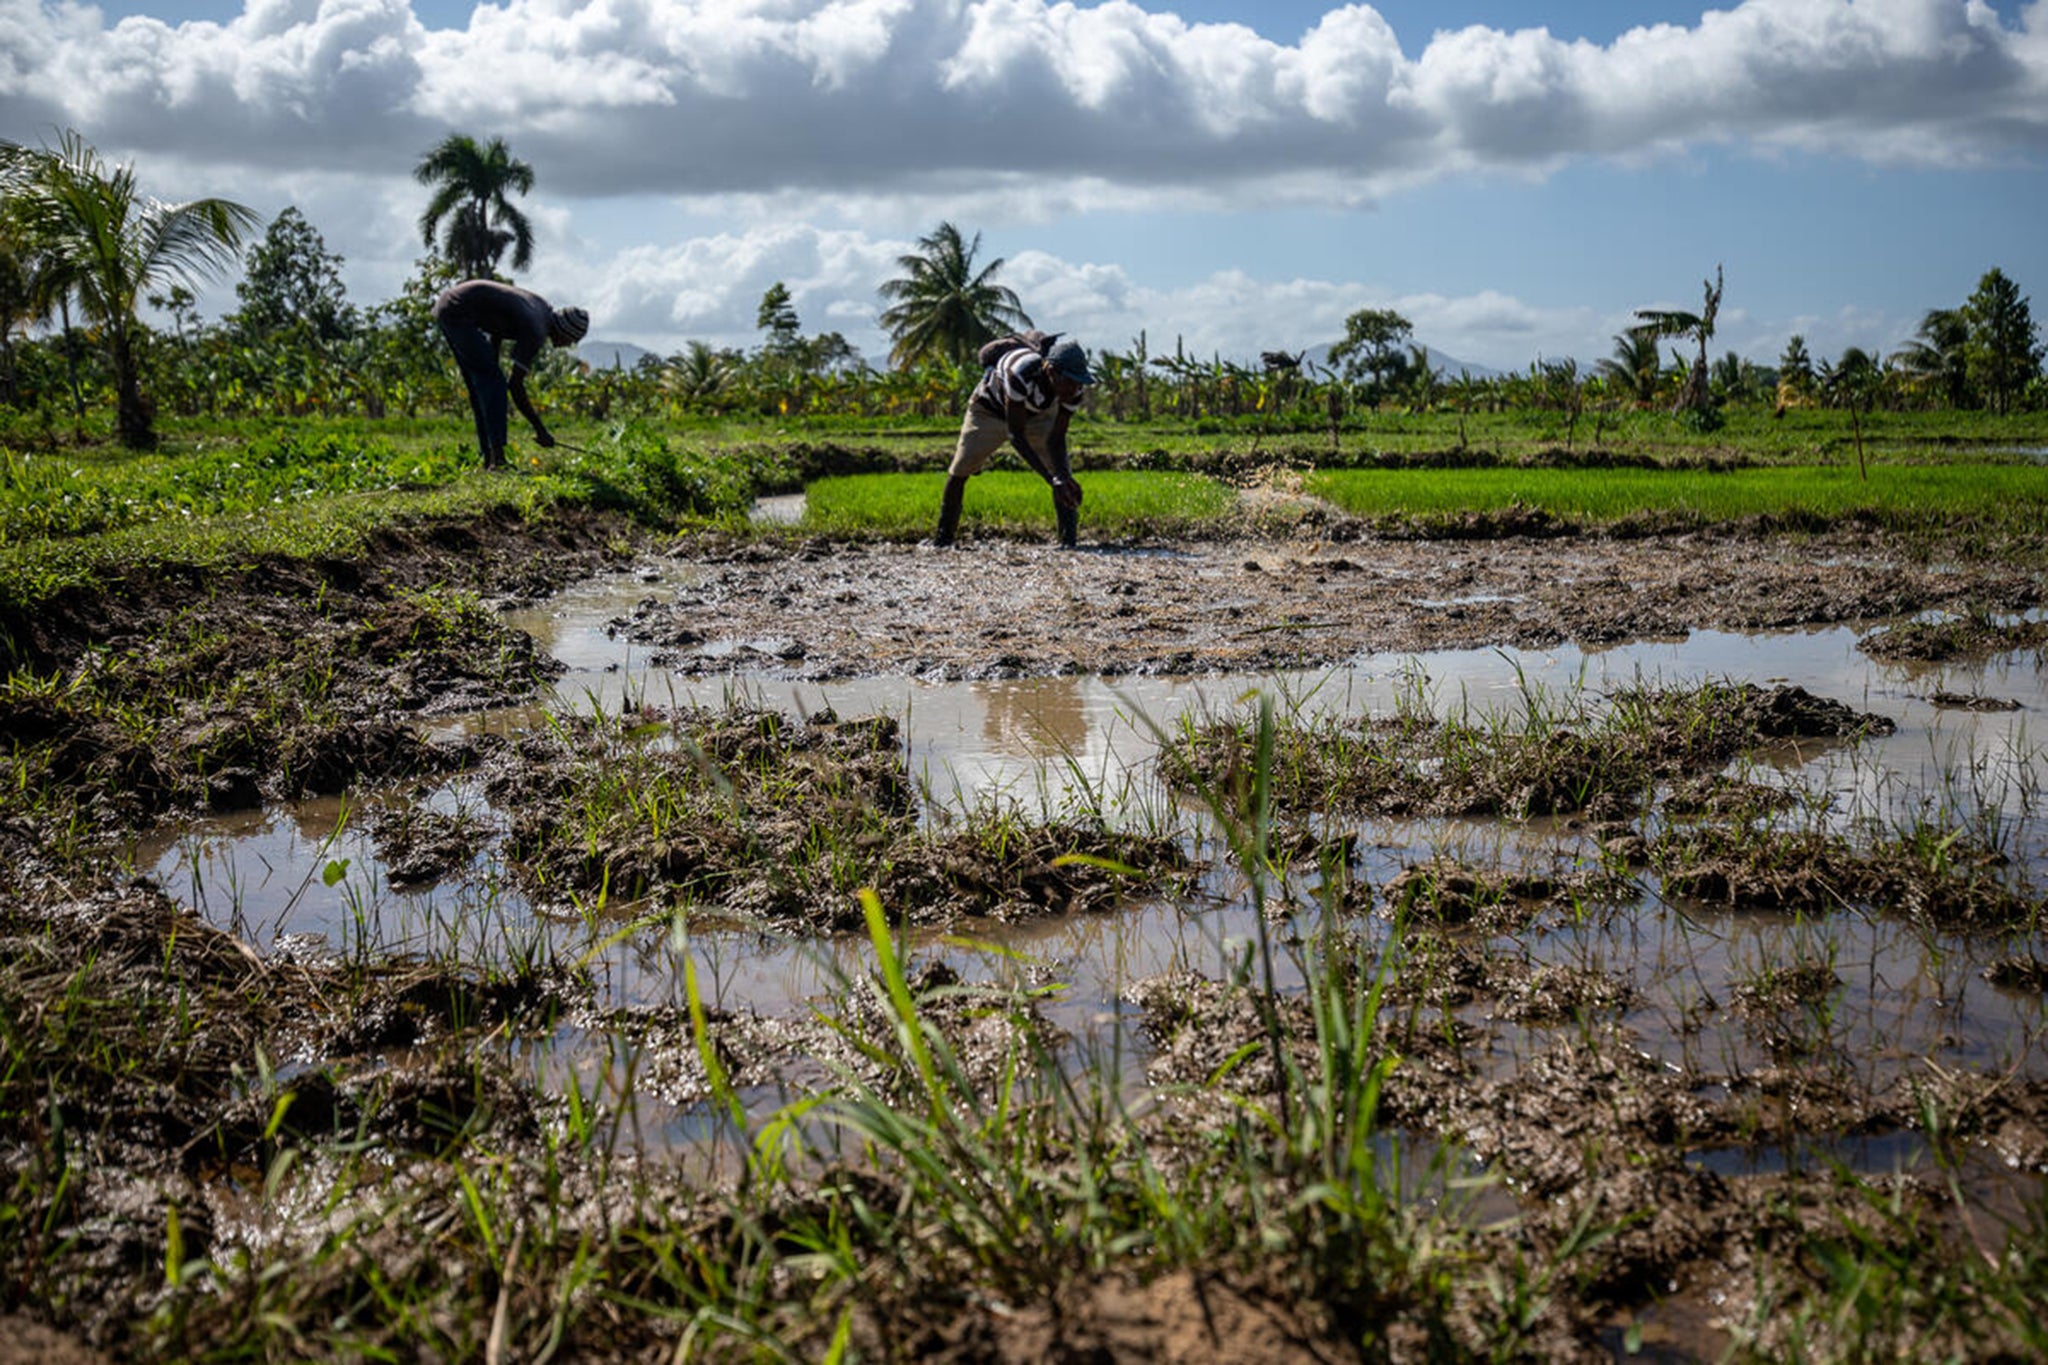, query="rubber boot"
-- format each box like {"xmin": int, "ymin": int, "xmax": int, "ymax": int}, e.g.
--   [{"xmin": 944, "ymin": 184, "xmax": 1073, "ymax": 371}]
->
[
  {"xmin": 1055, "ymin": 502, "xmax": 1079, "ymax": 549},
  {"xmin": 933, "ymin": 476, "xmax": 966, "ymax": 547}
]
